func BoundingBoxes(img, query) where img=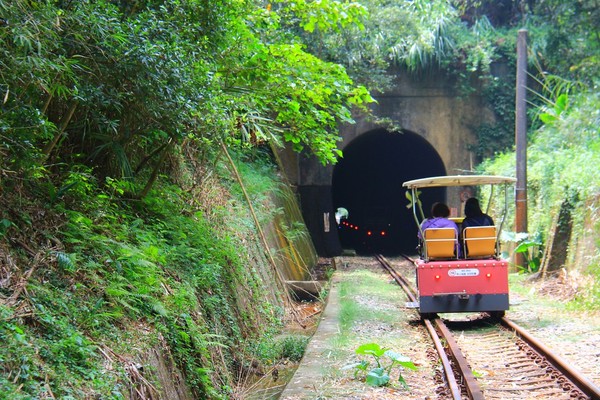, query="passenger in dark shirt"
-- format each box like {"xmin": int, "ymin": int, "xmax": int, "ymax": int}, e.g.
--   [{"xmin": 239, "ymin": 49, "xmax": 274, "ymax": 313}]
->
[
  {"xmin": 461, "ymin": 197, "xmax": 494, "ymax": 231},
  {"xmin": 460, "ymin": 197, "xmax": 495, "ymax": 258}
]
